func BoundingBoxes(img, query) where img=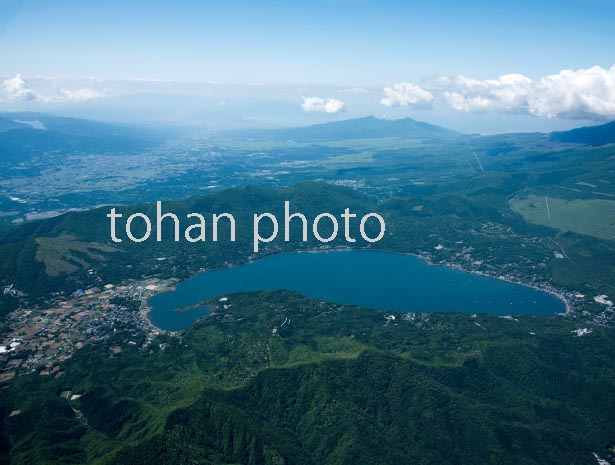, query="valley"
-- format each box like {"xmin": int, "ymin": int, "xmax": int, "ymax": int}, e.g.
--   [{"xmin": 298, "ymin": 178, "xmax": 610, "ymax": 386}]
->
[{"xmin": 0, "ymin": 114, "xmax": 614, "ymax": 464}]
